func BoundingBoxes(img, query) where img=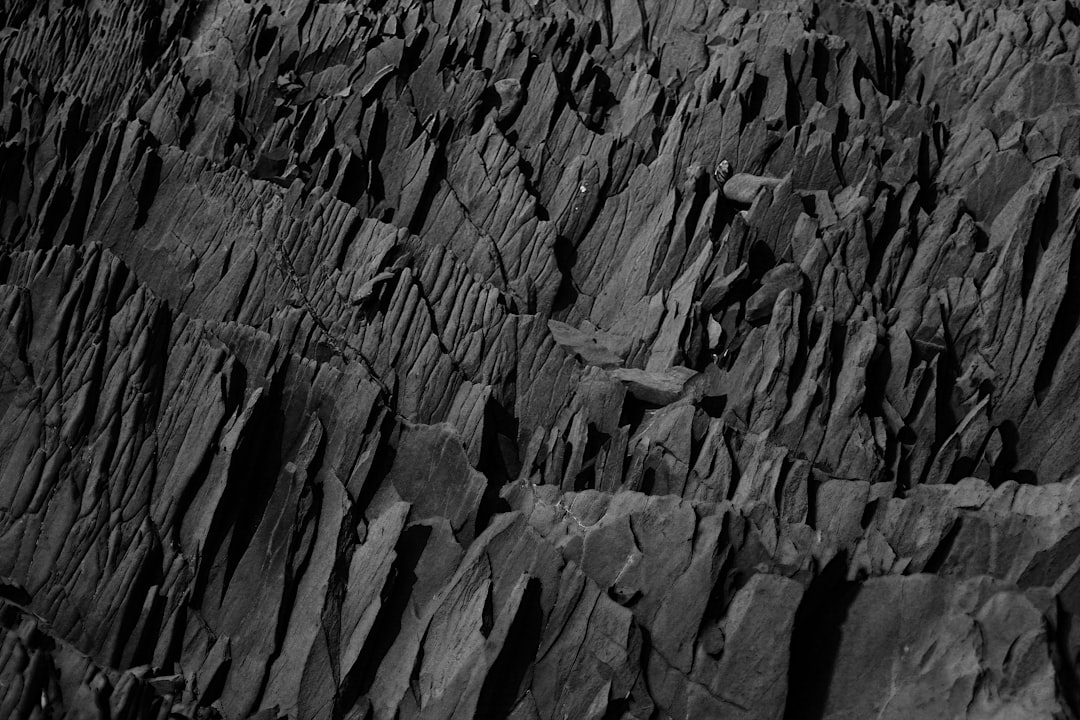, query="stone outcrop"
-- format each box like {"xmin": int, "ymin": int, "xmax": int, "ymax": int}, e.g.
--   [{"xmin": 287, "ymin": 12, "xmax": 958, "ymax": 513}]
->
[{"xmin": 3, "ymin": 0, "xmax": 1080, "ymax": 718}]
